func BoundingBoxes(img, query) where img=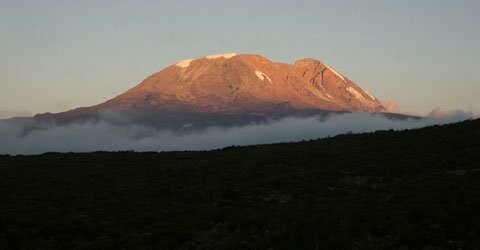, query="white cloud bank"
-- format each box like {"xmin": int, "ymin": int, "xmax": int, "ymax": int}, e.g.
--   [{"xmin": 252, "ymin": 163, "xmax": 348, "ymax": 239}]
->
[{"xmin": 0, "ymin": 110, "xmax": 477, "ymax": 155}]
